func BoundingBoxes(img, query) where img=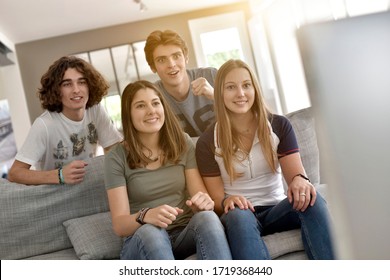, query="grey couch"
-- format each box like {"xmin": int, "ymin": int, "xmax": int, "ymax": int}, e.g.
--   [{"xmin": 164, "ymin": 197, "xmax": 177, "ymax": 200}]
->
[{"xmin": 0, "ymin": 107, "xmax": 323, "ymax": 260}]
